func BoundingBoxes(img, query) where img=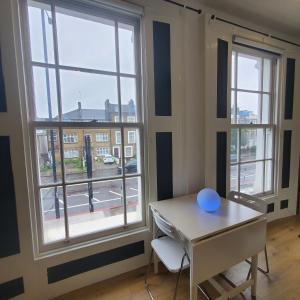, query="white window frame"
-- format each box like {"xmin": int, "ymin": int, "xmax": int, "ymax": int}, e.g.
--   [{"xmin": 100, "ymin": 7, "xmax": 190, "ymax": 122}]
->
[
  {"xmin": 64, "ymin": 149, "xmax": 80, "ymax": 158},
  {"xmin": 127, "ymin": 116, "xmax": 135, "ymax": 122},
  {"xmin": 124, "ymin": 145, "xmax": 133, "ymax": 157},
  {"xmin": 96, "ymin": 132, "xmax": 109, "ymax": 142},
  {"xmin": 63, "ymin": 133, "xmax": 78, "ymax": 143},
  {"xmin": 96, "ymin": 147, "xmax": 110, "ymax": 156},
  {"xmin": 23, "ymin": 0, "xmax": 145, "ymax": 252},
  {"xmin": 128, "ymin": 130, "xmax": 136, "ymax": 144},
  {"xmin": 230, "ymin": 45, "xmax": 278, "ymax": 196},
  {"xmin": 115, "ymin": 131, "xmax": 121, "ymax": 144}
]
